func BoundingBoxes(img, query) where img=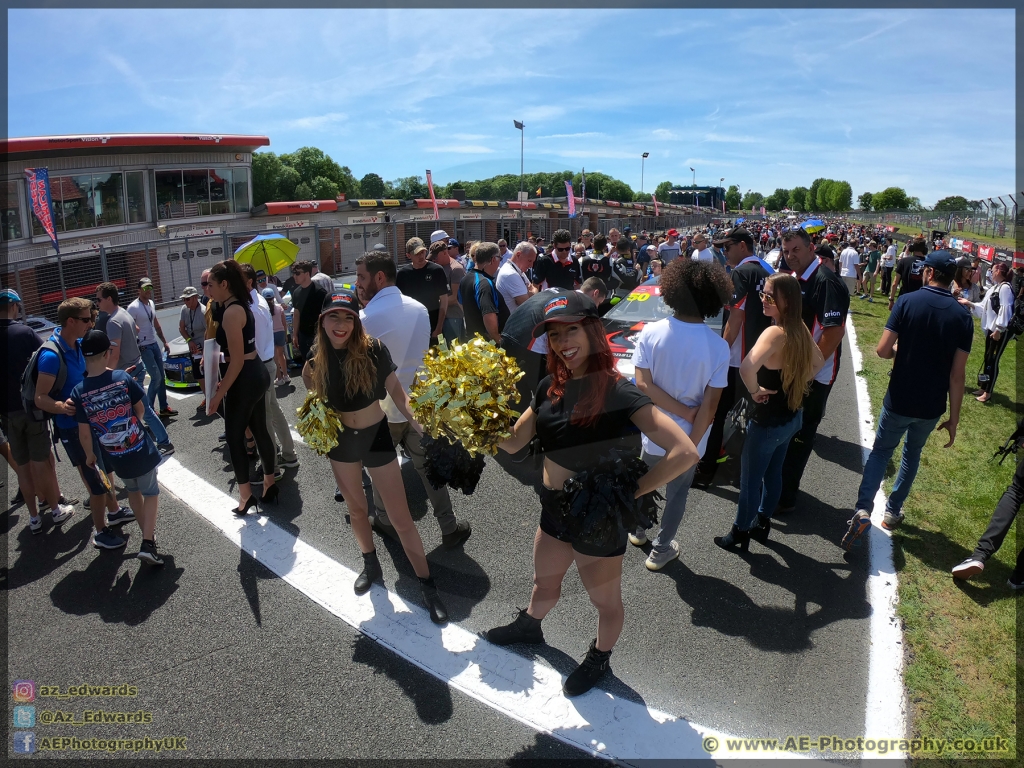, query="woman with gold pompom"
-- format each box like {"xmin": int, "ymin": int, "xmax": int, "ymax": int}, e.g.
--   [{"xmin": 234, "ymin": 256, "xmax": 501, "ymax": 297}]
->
[
  {"xmin": 484, "ymin": 290, "xmax": 700, "ymax": 697},
  {"xmin": 301, "ymin": 288, "xmax": 448, "ymax": 623}
]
